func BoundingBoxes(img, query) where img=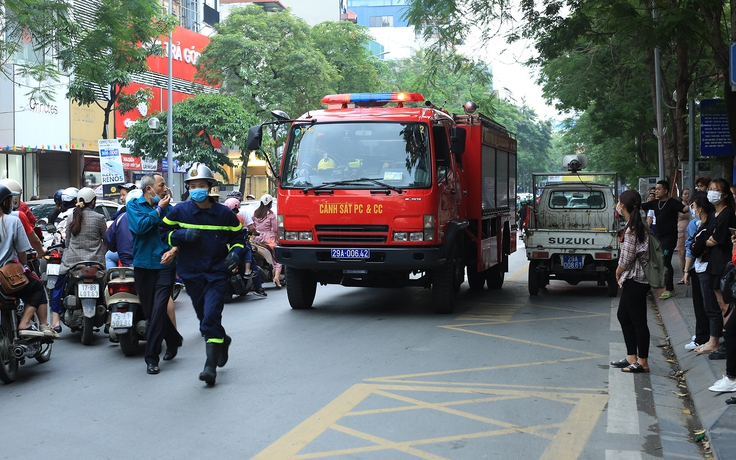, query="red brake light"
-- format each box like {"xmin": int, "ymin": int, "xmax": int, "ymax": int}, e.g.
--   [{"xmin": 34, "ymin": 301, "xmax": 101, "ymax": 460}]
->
[
  {"xmin": 595, "ymin": 253, "xmax": 612, "ymax": 259},
  {"xmin": 109, "ymin": 283, "xmax": 137, "ymax": 296}
]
